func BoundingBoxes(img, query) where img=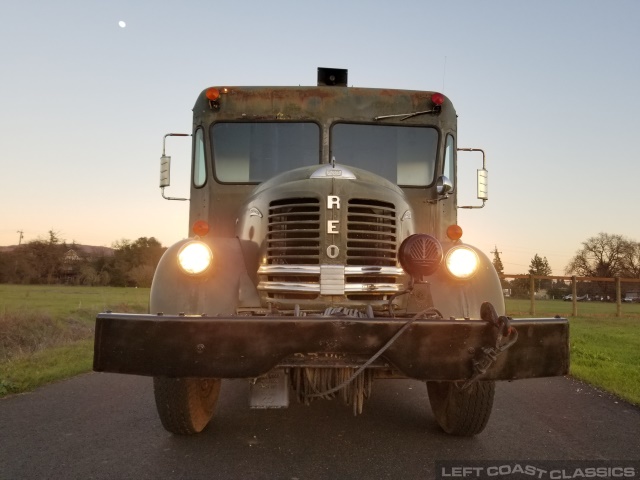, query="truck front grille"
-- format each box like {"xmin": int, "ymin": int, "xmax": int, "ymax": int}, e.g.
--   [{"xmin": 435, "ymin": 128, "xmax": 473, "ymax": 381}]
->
[{"xmin": 260, "ymin": 196, "xmax": 405, "ymax": 308}]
